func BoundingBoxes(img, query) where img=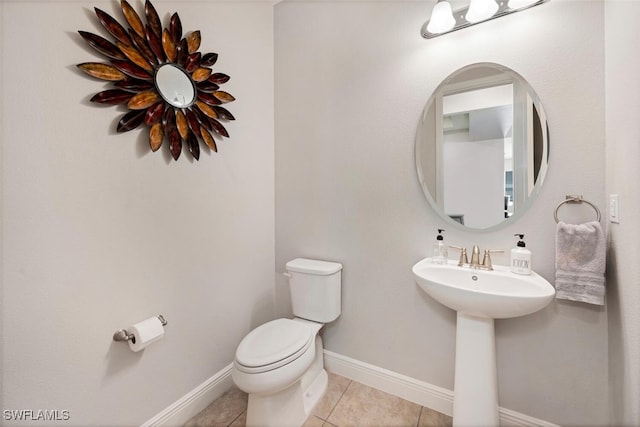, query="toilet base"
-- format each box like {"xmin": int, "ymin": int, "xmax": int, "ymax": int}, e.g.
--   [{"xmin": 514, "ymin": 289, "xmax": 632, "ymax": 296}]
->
[{"xmin": 246, "ymin": 337, "xmax": 327, "ymax": 427}]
